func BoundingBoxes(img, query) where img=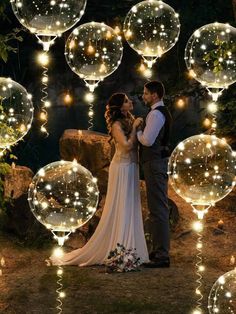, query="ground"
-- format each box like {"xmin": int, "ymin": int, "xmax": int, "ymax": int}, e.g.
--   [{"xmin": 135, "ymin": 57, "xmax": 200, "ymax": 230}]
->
[{"xmin": 0, "ymin": 189, "xmax": 235, "ymax": 314}]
